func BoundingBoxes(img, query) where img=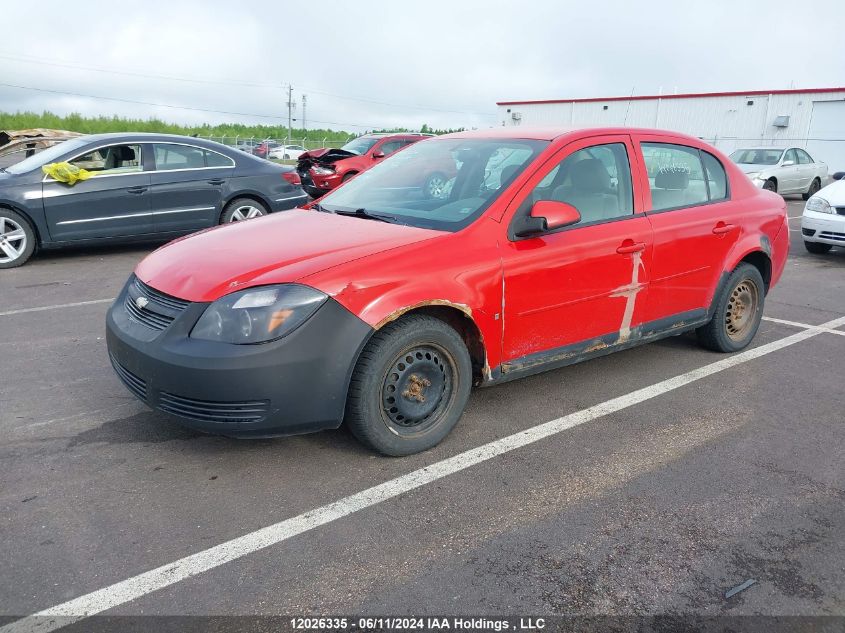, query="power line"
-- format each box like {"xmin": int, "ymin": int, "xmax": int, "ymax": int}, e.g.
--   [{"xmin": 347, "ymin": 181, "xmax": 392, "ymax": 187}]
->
[
  {"xmin": 0, "ymin": 82, "xmax": 389, "ymax": 129},
  {"xmin": 0, "ymin": 51, "xmax": 497, "ymax": 118}
]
